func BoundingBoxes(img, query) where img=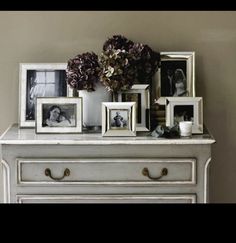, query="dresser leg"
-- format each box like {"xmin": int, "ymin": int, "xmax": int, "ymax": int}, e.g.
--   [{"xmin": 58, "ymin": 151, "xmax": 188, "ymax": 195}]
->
[
  {"xmin": 1, "ymin": 160, "xmax": 10, "ymax": 203},
  {"xmin": 204, "ymin": 157, "xmax": 212, "ymax": 203}
]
